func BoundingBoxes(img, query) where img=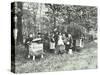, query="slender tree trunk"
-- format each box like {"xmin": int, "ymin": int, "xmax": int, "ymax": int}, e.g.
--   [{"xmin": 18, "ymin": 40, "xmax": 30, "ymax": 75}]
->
[
  {"xmin": 68, "ymin": 11, "xmax": 70, "ymax": 24},
  {"xmin": 54, "ymin": 15, "xmax": 56, "ymax": 28},
  {"xmin": 53, "ymin": 9, "xmax": 56, "ymax": 28},
  {"xmin": 17, "ymin": 2, "xmax": 23, "ymax": 44}
]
